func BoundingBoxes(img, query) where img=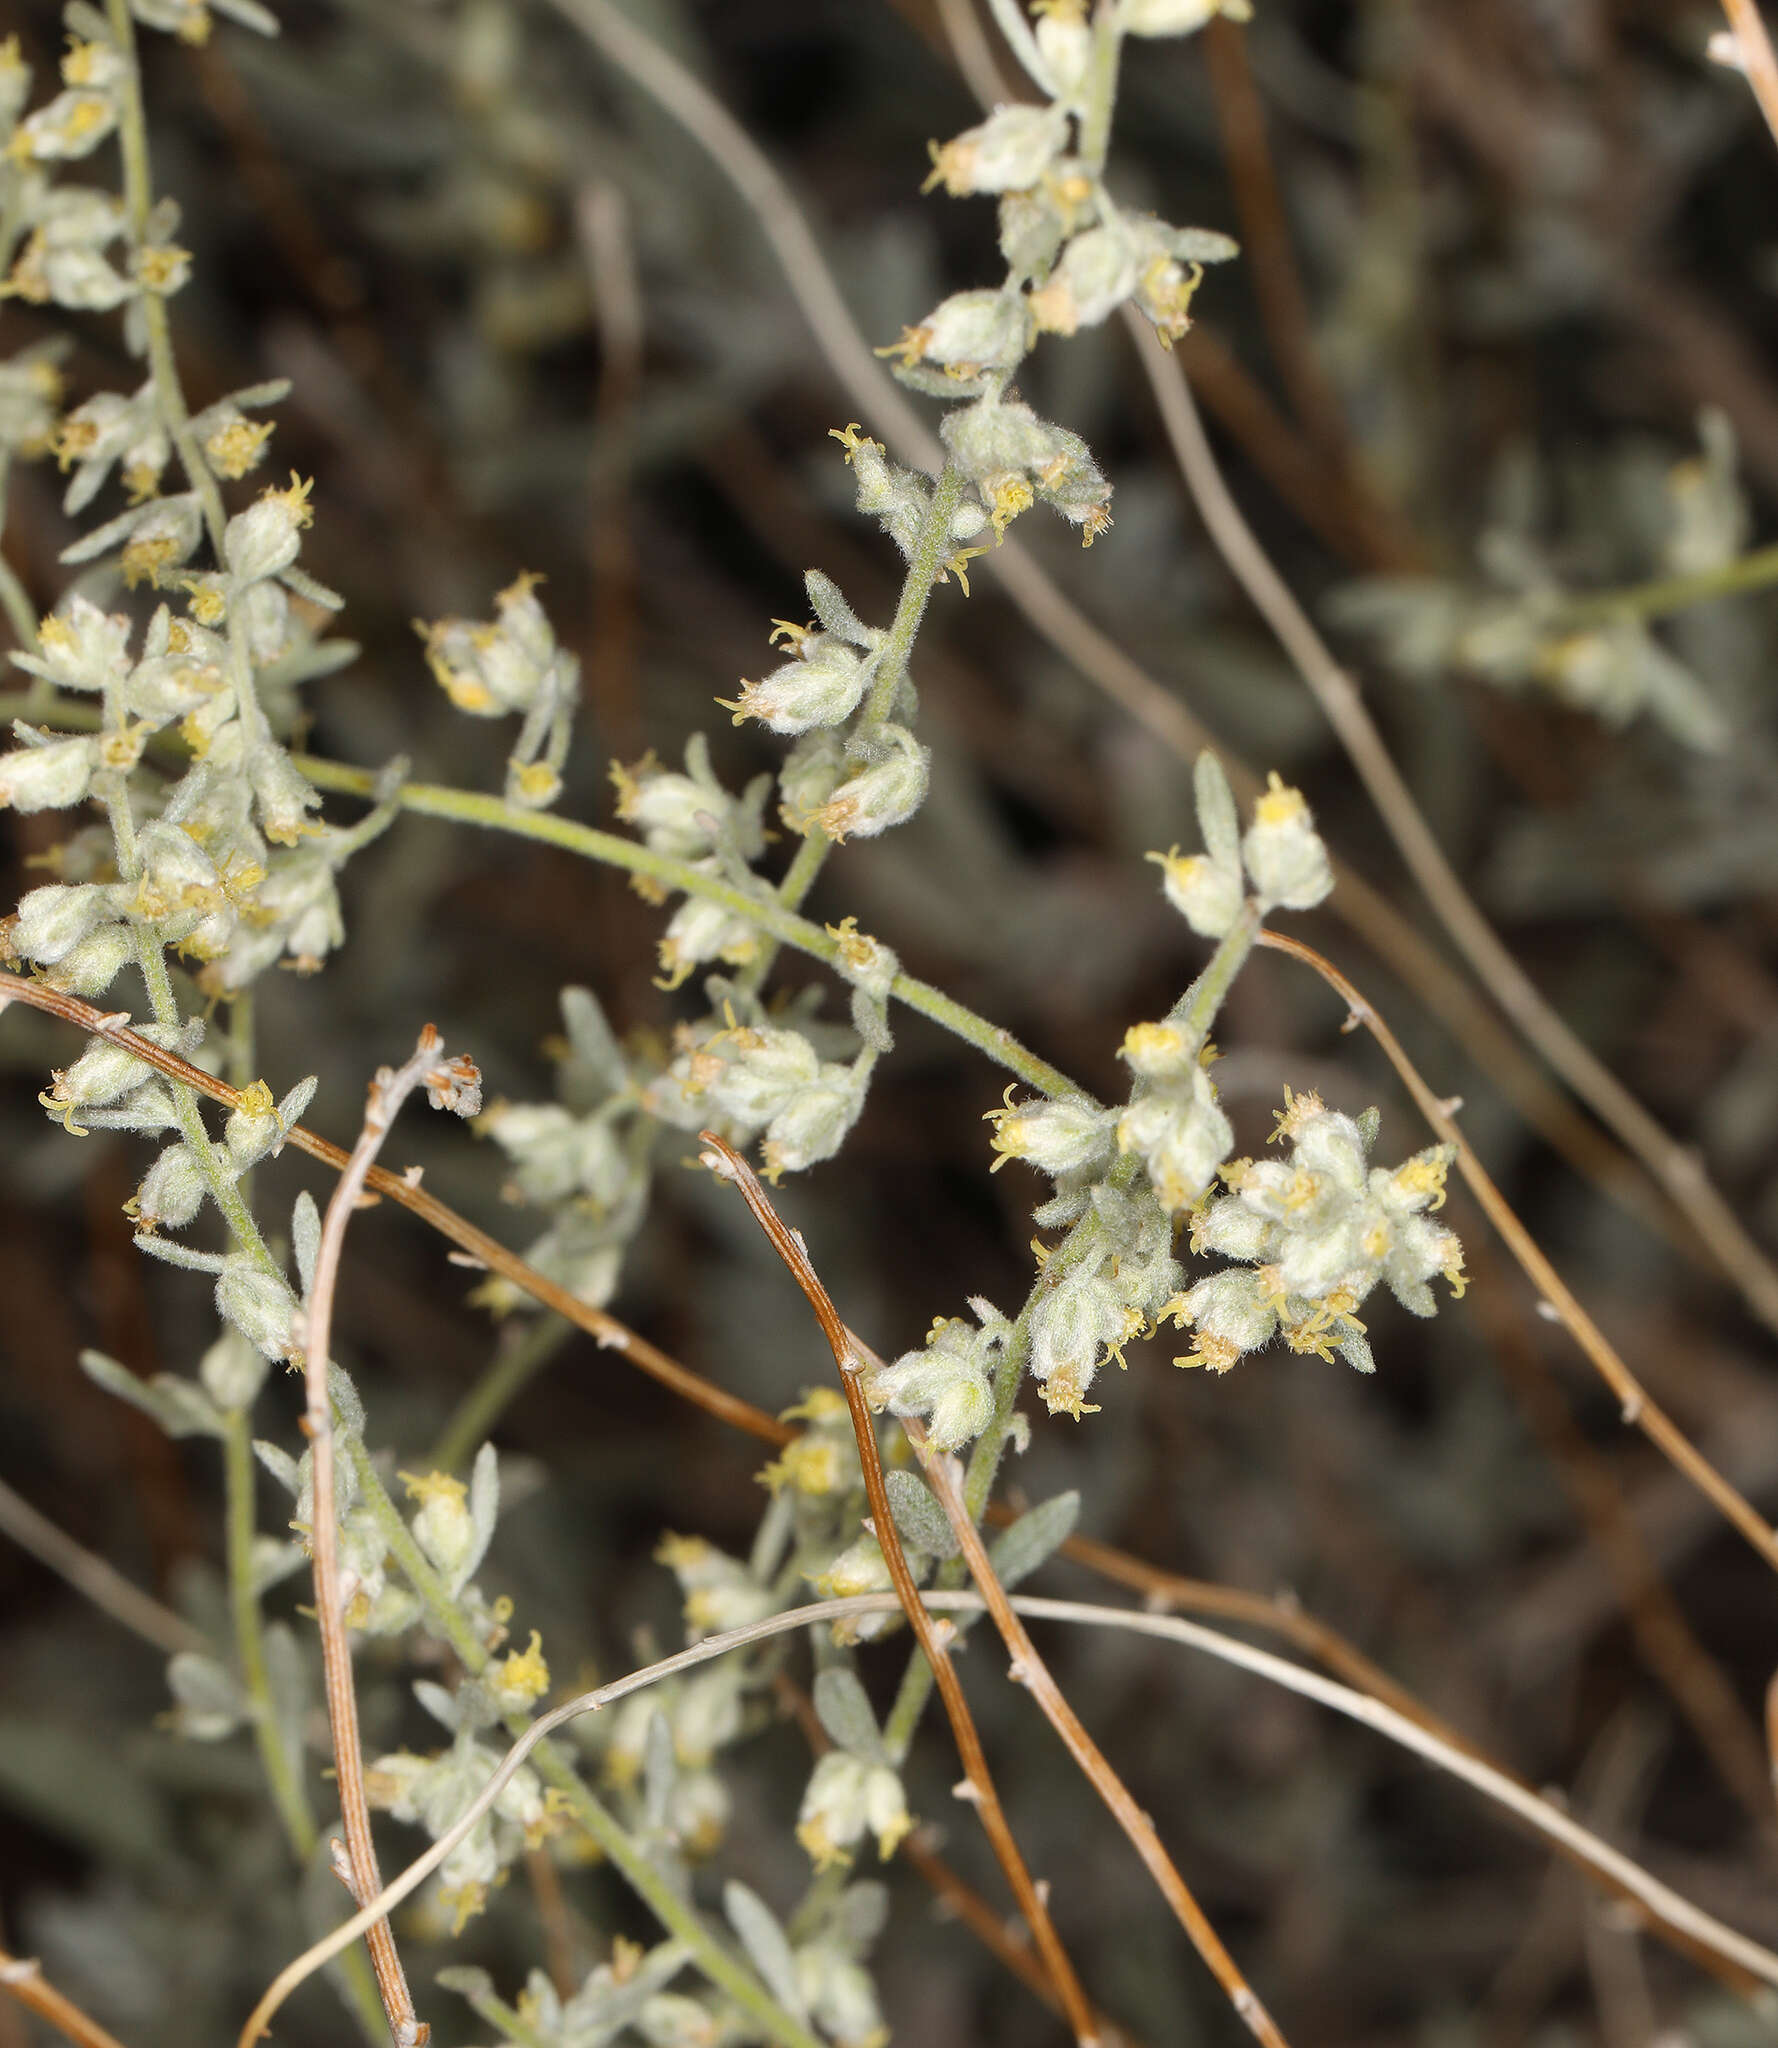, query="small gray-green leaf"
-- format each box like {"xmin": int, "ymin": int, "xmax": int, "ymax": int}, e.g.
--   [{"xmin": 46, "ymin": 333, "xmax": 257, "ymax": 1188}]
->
[
  {"xmin": 1193, "ymin": 751, "xmax": 1241, "ymax": 876},
  {"xmin": 80, "ymin": 1350, "xmax": 225, "ymax": 1439},
  {"xmin": 291, "ymin": 1190, "xmax": 321, "ymax": 1298},
  {"xmin": 723, "ymin": 1882, "xmax": 809, "ymax": 2023},
  {"xmin": 643, "ymin": 1702, "xmax": 677, "ymax": 1831},
  {"xmin": 884, "ymin": 1468, "xmax": 959, "ymax": 1561},
  {"xmin": 165, "ymin": 1651, "xmax": 247, "ymax": 1741},
  {"xmin": 812, "ymin": 1667, "xmax": 888, "ymax": 1767},
  {"xmin": 459, "ymin": 1441, "xmax": 499, "ymax": 1589},
  {"xmin": 988, "ymin": 1489, "xmax": 1079, "ymax": 1591}
]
